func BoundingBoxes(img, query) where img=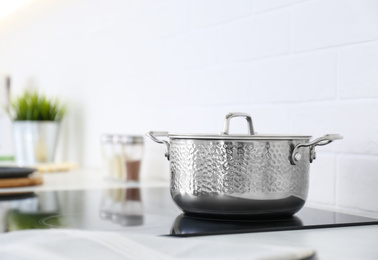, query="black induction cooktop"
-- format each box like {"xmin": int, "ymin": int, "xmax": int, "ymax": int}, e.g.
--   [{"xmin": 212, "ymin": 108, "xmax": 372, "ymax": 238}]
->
[{"xmin": 0, "ymin": 187, "xmax": 377, "ymax": 237}]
